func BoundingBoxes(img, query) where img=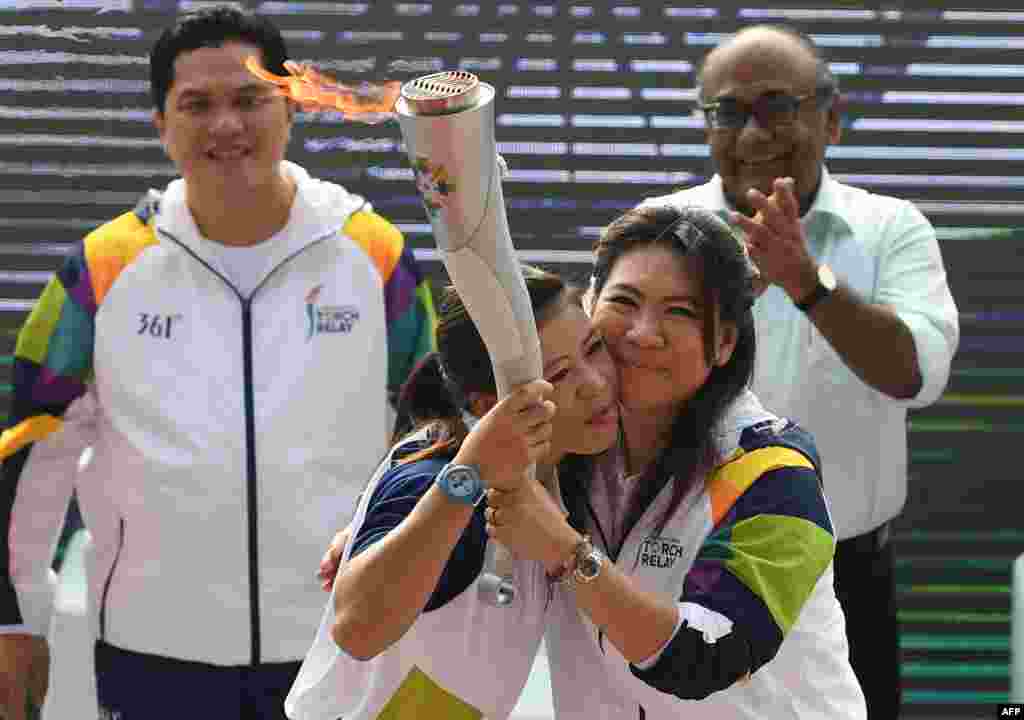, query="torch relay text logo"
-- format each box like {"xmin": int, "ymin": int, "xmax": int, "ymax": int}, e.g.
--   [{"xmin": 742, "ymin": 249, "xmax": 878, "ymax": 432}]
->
[
  {"xmin": 305, "ymin": 284, "xmax": 360, "ymax": 341},
  {"xmin": 637, "ymin": 536, "xmax": 685, "ymax": 569}
]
